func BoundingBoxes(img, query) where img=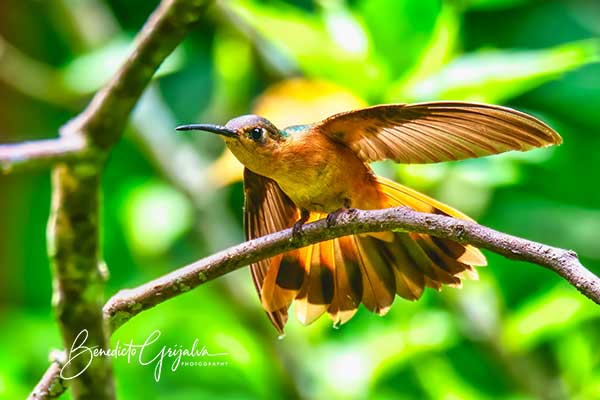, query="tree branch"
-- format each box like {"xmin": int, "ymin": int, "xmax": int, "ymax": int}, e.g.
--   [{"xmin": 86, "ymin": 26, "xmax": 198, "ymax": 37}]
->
[
  {"xmin": 42, "ymin": 0, "xmax": 211, "ymax": 399},
  {"xmin": 28, "ymin": 354, "xmax": 66, "ymax": 400},
  {"xmin": 0, "ymin": 136, "xmax": 87, "ymax": 174},
  {"xmin": 104, "ymin": 207, "xmax": 600, "ymax": 331}
]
